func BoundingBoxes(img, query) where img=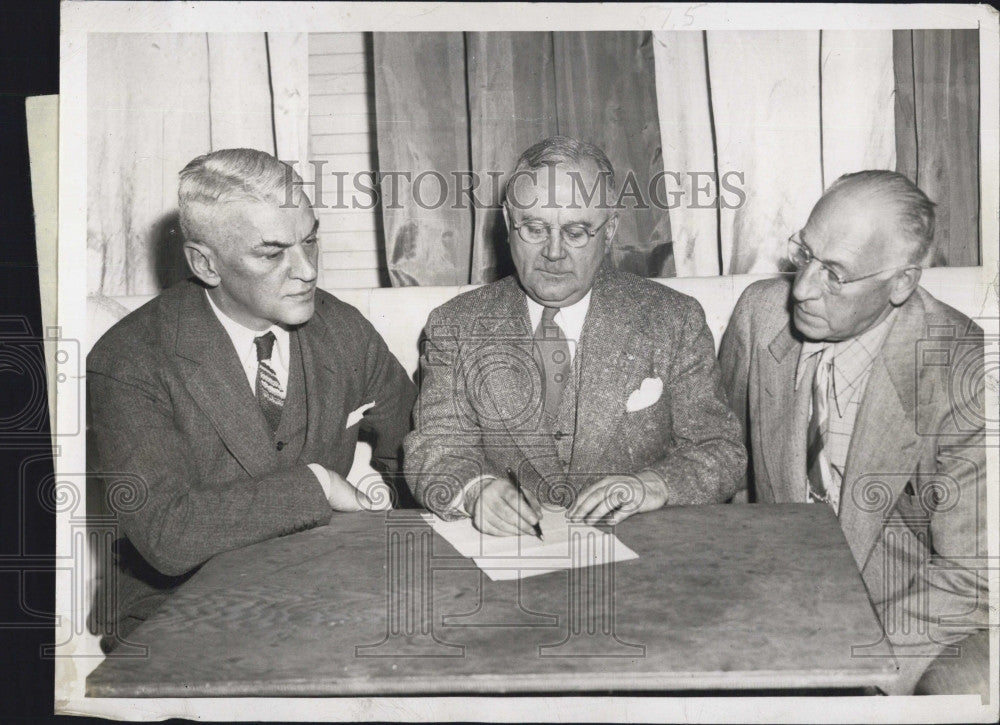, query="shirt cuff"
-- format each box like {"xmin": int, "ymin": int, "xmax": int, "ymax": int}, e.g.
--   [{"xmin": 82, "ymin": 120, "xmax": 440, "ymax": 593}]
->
[
  {"xmin": 449, "ymin": 474, "xmax": 497, "ymax": 518},
  {"xmin": 308, "ymin": 463, "xmax": 335, "ymax": 504}
]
